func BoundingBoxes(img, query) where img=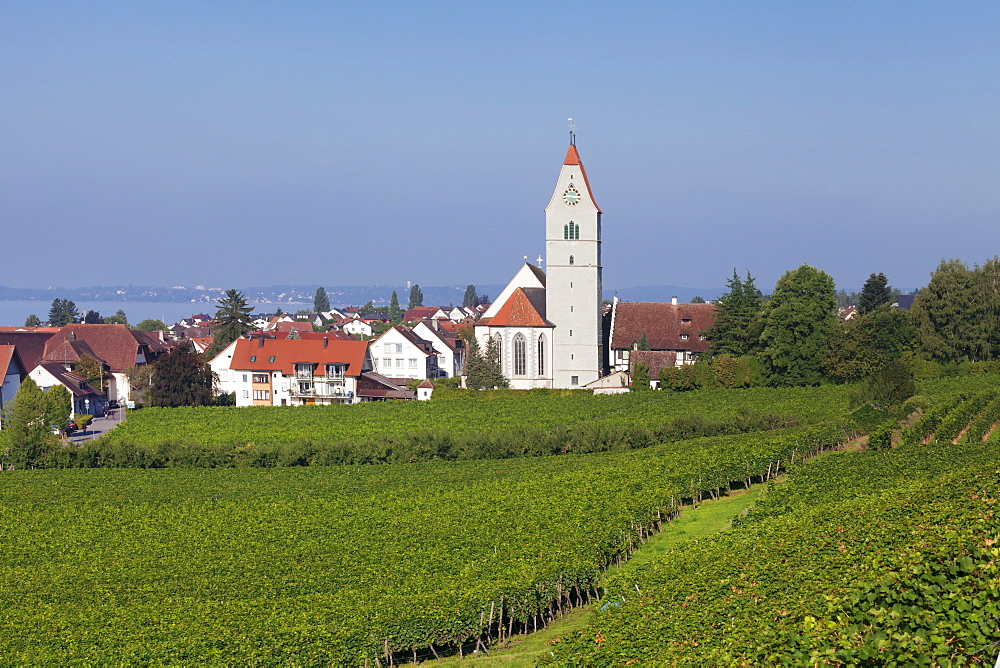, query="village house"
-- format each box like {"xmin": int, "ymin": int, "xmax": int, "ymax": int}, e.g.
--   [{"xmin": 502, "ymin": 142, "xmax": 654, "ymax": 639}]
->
[
  {"xmin": 607, "ymin": 298, "xmax": 717, "ymax": 373},
  {"xmin": 0, "ymin": 345, "xmax": 27, "ymax": 427},
  {"xmin": 411, "ymin": 320, "xmax": 466, "ymax": 378},
  {"xmin": 370, "ymin": 326, "xmax": 439, "ymax": 381},
  {"xmin": 211, "ymin": 335, "xmax": 372, "ymax": 406}
]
